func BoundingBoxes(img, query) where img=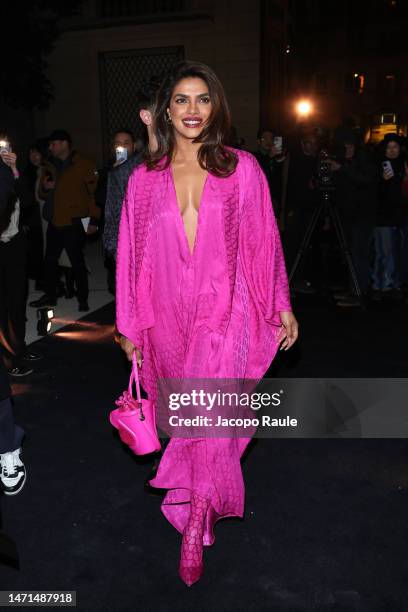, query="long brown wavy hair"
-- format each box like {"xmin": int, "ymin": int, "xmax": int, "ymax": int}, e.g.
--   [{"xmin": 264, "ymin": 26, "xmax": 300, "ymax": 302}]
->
[{"xmin": 146, "ymin": 61, "xmax": 238, "ymax": 177}]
